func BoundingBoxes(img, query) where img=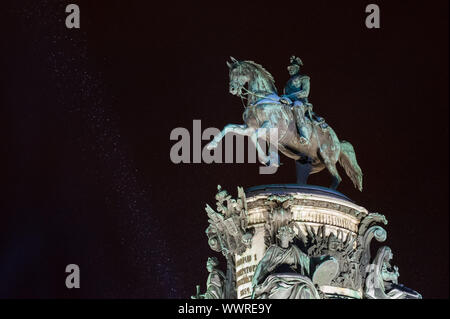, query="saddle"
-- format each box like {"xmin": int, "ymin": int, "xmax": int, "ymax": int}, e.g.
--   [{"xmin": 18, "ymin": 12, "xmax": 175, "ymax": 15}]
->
[{"xmin": 252, "ymin": 94, "xmax": 328, "ymax": 130}]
